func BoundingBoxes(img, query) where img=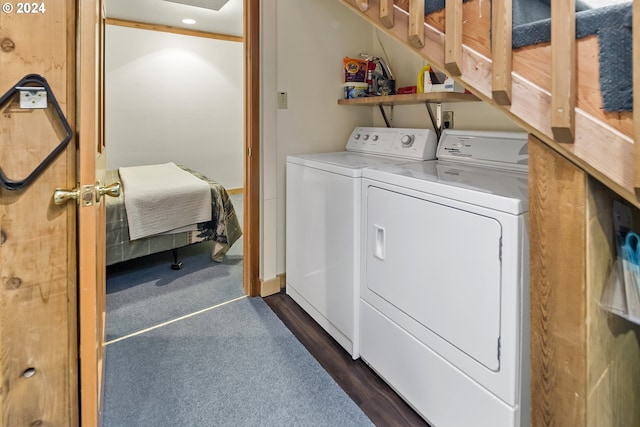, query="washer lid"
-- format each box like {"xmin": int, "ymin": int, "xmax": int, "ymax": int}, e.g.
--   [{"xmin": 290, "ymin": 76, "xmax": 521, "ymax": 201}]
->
[
  {"xmin": 362, "ymin": 160, "xmax": 529, "ymax": 214},
  {"xmin": 286, "ymin": 151, "xmax": 419, "ymax": 178}
]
